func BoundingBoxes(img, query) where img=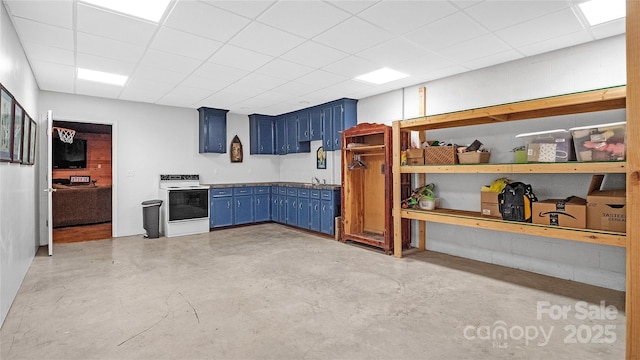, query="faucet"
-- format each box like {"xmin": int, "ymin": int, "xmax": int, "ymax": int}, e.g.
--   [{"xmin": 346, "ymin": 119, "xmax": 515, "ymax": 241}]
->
[{"xmin": 312, "ymin": 176, "xmax": 320, "ymax": 185}]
